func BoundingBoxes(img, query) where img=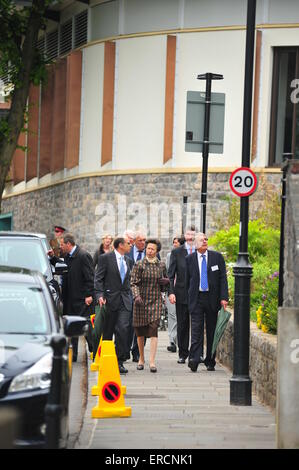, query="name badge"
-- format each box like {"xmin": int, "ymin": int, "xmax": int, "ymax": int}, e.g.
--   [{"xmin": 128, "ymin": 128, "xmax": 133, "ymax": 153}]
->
[{"xmin": 211, "ymin": 265, "xmax": 219, "ymax": 271}]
